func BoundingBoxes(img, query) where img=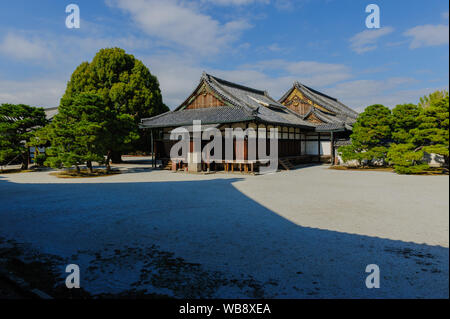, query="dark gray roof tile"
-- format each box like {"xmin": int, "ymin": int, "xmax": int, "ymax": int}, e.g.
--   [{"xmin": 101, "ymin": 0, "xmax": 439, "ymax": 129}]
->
[{"xmin": 141, "ymin": 73, "xmax": 315, "ymax": 129}]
